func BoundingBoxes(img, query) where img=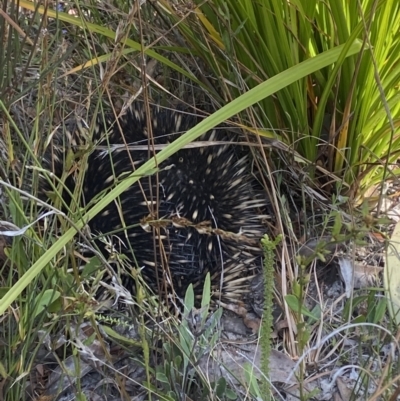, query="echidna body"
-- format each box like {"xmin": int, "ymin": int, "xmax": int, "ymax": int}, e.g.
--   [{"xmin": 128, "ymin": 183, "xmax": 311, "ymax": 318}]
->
[{"xmin": 44, "ymin": 105, "xmax": 266, "ymax": 300}]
